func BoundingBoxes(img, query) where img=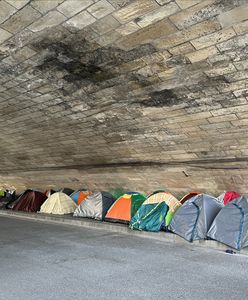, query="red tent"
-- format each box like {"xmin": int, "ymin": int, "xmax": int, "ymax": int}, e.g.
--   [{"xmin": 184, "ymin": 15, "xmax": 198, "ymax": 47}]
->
[
  {"xmin": 13, "ymin": 190, "xmax": 47, "ymax": 212},
  {"xmin": 222, "ymin": 191, "xmax": 240, "ymax": 205}
]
